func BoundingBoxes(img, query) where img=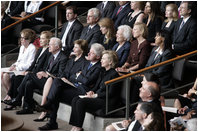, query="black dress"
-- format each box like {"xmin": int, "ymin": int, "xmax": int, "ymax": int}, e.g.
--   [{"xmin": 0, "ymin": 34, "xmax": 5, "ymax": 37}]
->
[
  {"xmin": 161, "ymin": 20, "xmax": 176, "ymax": 43},
  {"xmin": 124, "ymin": 11, "xmax": 144, "ymax": 28},
  {"xmin": 99, "ymin": 35, "xmax": 116, "ymax": 50}
]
